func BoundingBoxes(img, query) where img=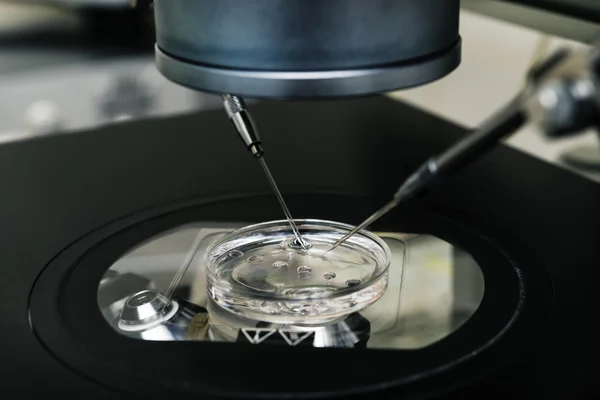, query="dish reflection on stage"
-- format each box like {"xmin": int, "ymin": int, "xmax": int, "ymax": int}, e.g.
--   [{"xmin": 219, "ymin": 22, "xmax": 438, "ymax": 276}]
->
[{"xmin": 98, "ymin": 222, "xmax": 484, "ymax": 350}]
